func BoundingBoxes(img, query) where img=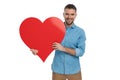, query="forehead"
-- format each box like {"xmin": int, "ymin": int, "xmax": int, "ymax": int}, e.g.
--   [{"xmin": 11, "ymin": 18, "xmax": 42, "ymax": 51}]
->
[{"xmin": 64, "ymin": 8, "xmax": 76, "ymax": 13}]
